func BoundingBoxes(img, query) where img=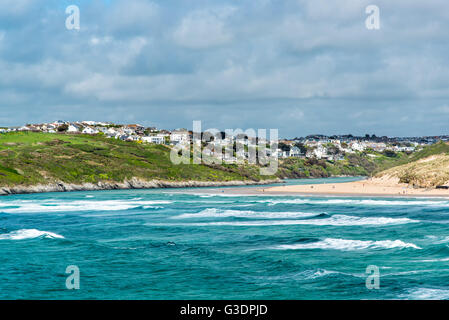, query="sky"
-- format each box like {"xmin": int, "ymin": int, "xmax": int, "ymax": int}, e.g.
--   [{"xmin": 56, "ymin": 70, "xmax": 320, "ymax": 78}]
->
[{"xmin": 0, "ymin": 0, "xmax": 449, "ymax": 138}]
